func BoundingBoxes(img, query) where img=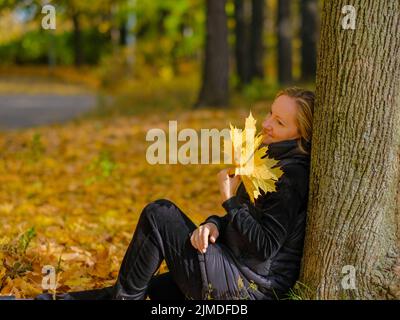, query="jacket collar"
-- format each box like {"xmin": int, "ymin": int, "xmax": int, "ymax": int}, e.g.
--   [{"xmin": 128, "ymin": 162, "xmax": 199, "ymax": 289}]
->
[{"xmin": 262, "ymin": 138, "xmax": 311, "ymax": 161}]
